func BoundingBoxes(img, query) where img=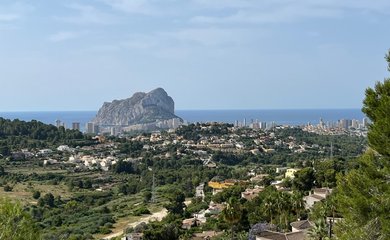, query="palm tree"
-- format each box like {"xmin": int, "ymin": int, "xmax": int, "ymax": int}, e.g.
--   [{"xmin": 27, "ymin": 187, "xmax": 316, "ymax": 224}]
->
[
  {"xmin": 308, "ymin": 218, "xmax": 328, "ymax": 240},
  {"xmin": 322, "ymin": 197, "xmax": 337, "ymax": 238},
  {"xmin": 291, "ymin": 191, "xmax": 305, "ymax": 219},
  {"xmin": 274, "ymin": 192, "xmax": 284, "ymax": 226},
  {"xmin": 222, "ymin": 197, "xmax": 242, "ymax": 240},
  {"xmin": 263, "ymin": 194, "xmax": 276, "ymax": 224},
  {"xmin": 282, "ymin": 192, "xmax": 293, "ymax": 231}
]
